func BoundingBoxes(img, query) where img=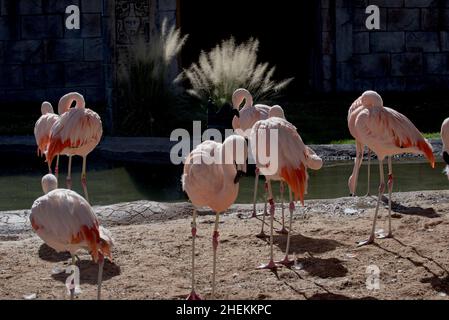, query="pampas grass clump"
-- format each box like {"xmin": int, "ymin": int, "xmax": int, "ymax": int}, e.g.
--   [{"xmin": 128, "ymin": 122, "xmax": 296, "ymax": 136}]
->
[{"xmin": 178, "ymin": 37, "xmax": 293, "ymax": 108}]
